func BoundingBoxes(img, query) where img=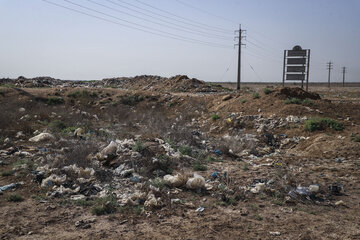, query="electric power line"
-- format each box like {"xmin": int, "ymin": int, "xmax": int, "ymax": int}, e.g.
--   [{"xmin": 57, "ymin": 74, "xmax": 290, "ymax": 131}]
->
[
  {"xmin": 219, "ymin": 53, "xmax": 237, "ymax": 82},
  {"xmin": 243, "ymin": 48, "xmax": 283, "ymax": 63},
  {"xmin": 174, "ymin": 0, "xmax": 237, "ymax": 25},
  {"xmin": 132, "ymin": 0, "xmax": 232, "ymax": 34},
  {"xmin": 248, "ymin": 63, "xmax": 264, "ymax": 82},
  {"xmin": 245, "ymin": 37, "xmax": 282, "ymax": 56},
  {"xmin": 58, "ymin": 0, "xmax": 233, "ymax": 48},
  {"xmin": 99, "ymin": 0, "xmax": 230, "ymax": 40}
]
